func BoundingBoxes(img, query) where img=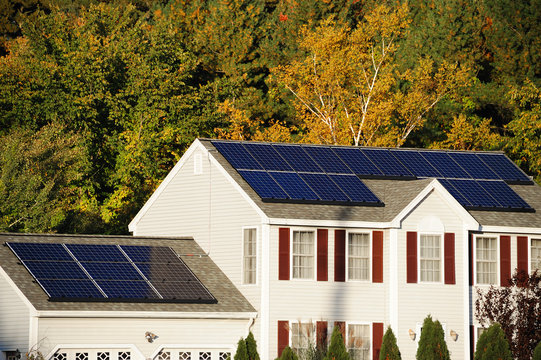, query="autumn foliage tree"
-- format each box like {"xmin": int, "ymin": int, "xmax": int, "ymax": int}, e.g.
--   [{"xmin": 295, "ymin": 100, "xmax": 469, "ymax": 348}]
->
[{"xmin": 476, "ymin": 270, "xmax": 541, "ymax": 359}]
